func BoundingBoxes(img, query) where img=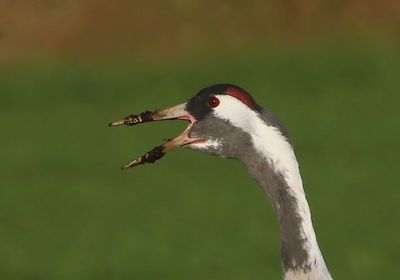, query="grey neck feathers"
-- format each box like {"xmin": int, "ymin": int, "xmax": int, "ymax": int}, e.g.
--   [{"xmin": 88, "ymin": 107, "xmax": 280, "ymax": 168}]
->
[
  {"xmin": 188, "ymin": 110, "xmax": 332, "ymax": 279},
  {"xmin": 242, "ymin": 150, "xmax": 332, "ymax": 280}
]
